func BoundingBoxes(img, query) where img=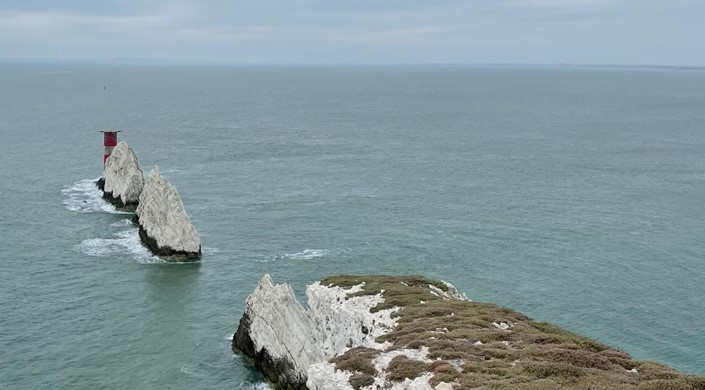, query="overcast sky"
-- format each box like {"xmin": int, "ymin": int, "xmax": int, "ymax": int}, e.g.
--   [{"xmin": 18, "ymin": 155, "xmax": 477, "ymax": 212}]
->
[{"xmin": 0, "ymin": 0, "xmax": 703, "ymax": 65}]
